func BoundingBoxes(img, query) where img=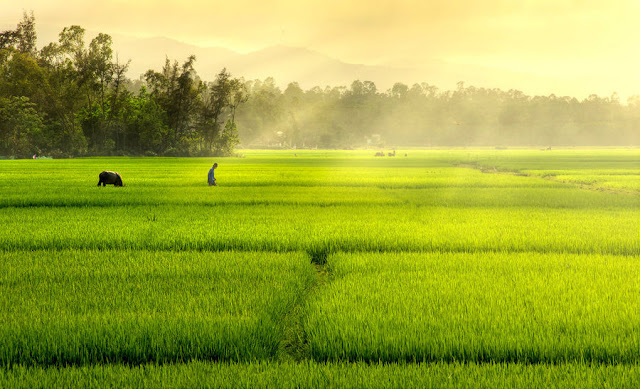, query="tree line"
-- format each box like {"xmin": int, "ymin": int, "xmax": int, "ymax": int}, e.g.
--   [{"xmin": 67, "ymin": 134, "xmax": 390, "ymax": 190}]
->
[
  {"xmin": 1, "ymin": 13, "xmax": 638, "ymax": 158},
  {"xmin": 236, "ymin": 80, "xmax": 639, "ymax": 149},
  {"xmin": 0, "ymin": 13, "xmax": 245, "ymax": 158}
]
